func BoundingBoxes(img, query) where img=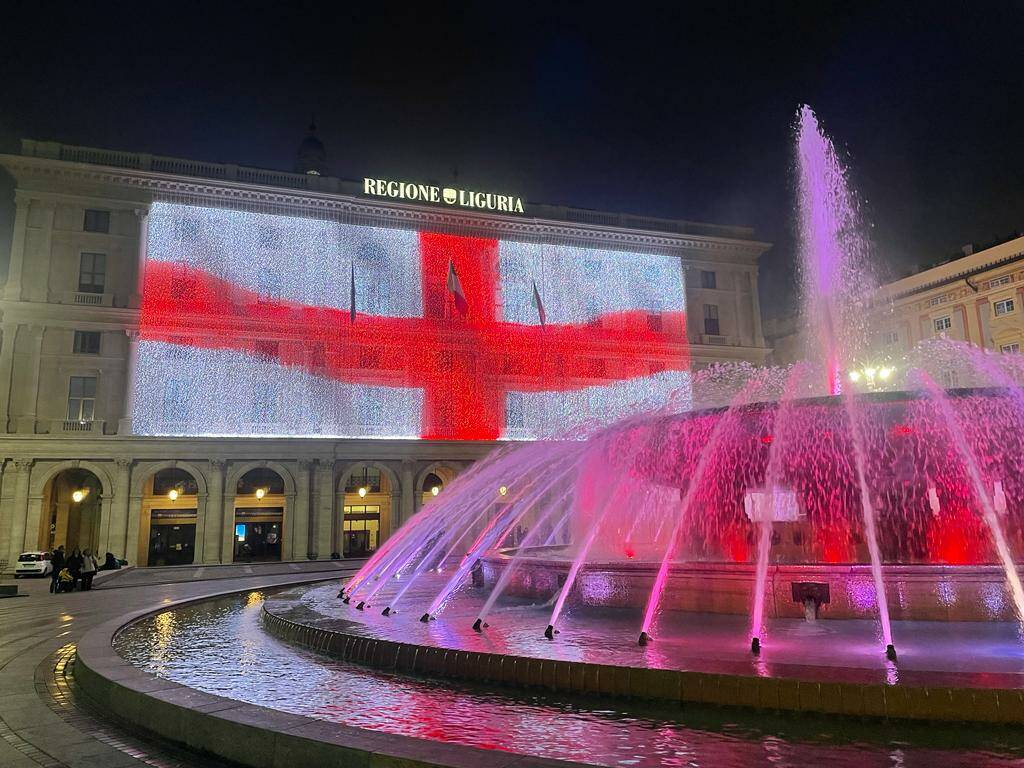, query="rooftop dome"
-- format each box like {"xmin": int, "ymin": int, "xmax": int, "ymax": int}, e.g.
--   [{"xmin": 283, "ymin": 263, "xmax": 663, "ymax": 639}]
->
[{"xmin": 295, "ymin": 121, "xmax": 327, "ymax": 176}]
